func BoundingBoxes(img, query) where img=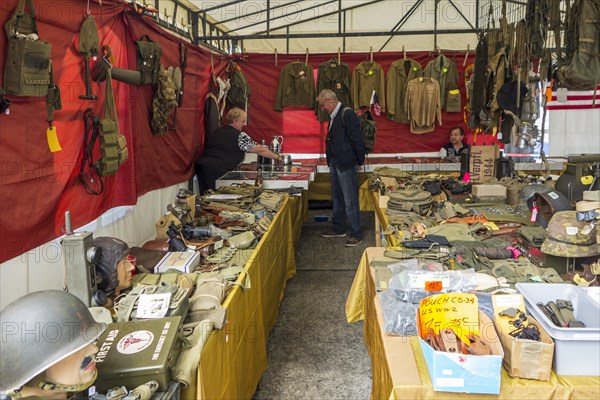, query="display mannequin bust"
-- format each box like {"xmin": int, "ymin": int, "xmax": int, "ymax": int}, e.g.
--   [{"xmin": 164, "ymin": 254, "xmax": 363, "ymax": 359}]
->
[
  {"xmin": 0, "ymin": 291, "xmax": 106, "ymax": 399},
  {"xmin": 16, "ymin": 342, "xmax": 99, "ymax": 399},
  {"xmin": 93, "ymin": 237, "xmax": 136, "ymax": 306}
]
